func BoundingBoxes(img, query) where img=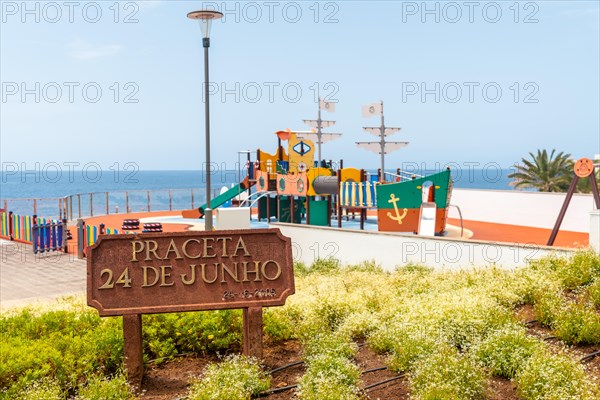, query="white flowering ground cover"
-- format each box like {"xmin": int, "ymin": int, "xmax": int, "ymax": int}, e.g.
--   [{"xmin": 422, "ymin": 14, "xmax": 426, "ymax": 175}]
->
[{"xmin": 2, "ymin": 252, "xmax": 599, "ymax": 399}]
